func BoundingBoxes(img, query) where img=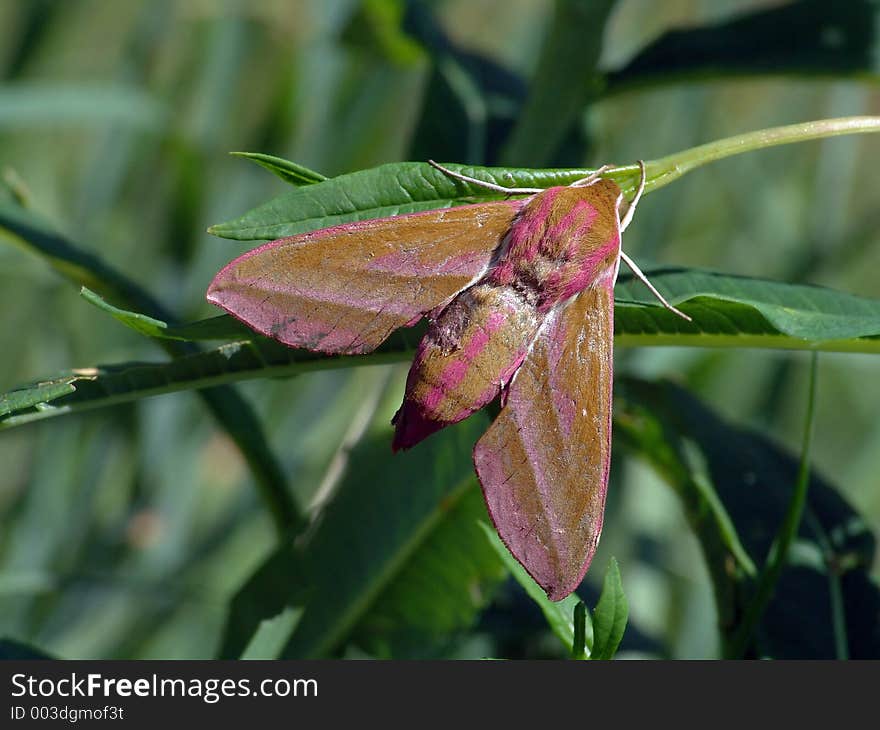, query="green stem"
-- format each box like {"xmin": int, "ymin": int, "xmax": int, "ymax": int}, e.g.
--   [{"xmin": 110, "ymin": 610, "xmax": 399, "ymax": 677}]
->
[
  {"xmin": 606, "ymin": 116, "xmax": 880, "ymax": 193},
  {"xmin": 726, "ymin": 352, "xmax": 819, "ymax": 658}
]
